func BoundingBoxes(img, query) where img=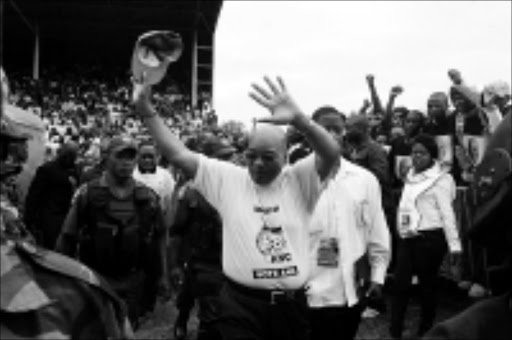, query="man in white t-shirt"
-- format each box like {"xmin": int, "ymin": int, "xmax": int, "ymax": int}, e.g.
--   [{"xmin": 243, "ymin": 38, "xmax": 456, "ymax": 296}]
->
[
  {"xmin": 133, "ymin": 75, "xmax": 339, "ymax": 340},
  {"xmin": 307, "ymin": 107, "xmax": 391, "ymax": 340},
  {"xmin": 132, "ymin": 140, "xmax": 176, "ymax": 214}
]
